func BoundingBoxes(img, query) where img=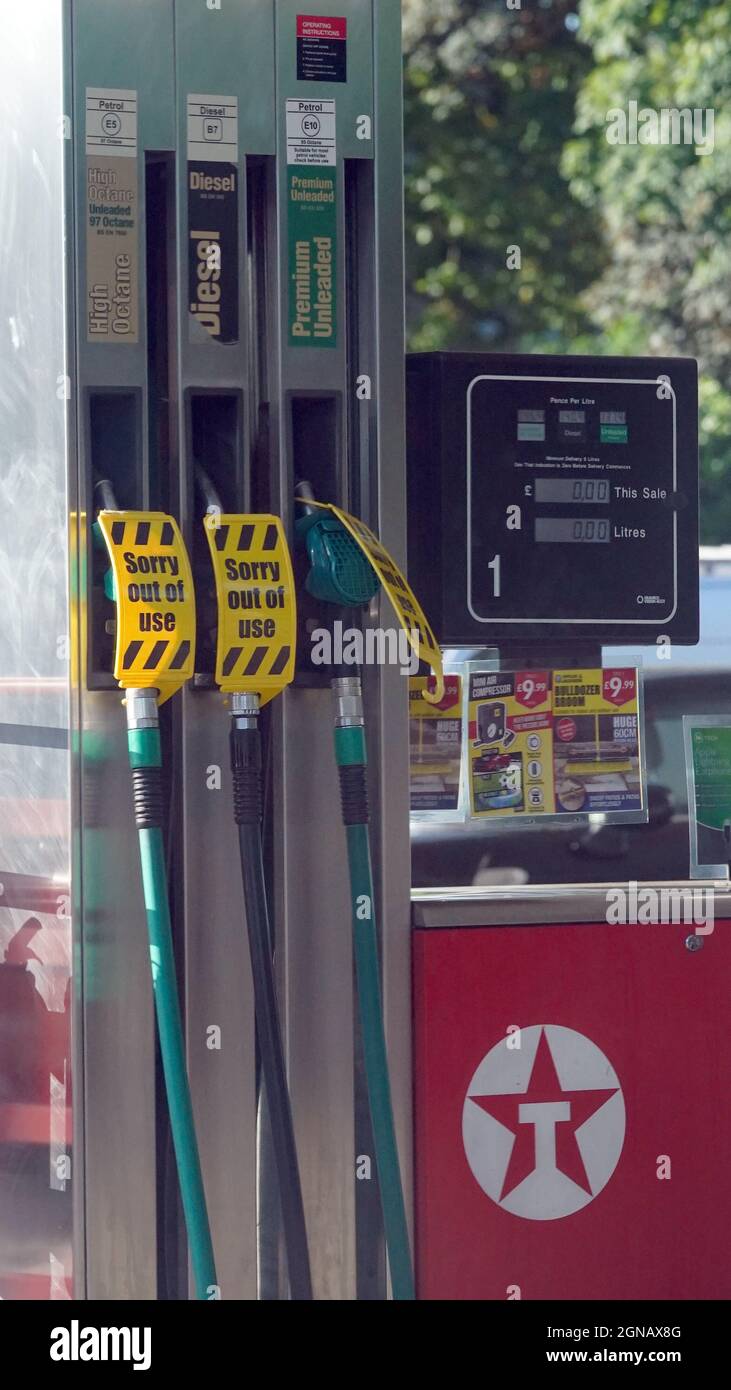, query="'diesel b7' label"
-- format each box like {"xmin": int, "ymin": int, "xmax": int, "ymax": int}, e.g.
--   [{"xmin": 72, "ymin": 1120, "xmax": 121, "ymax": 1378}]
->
[{"xmin": 187, "ymin": 95, "xmax": 239, "ymax": 344}]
